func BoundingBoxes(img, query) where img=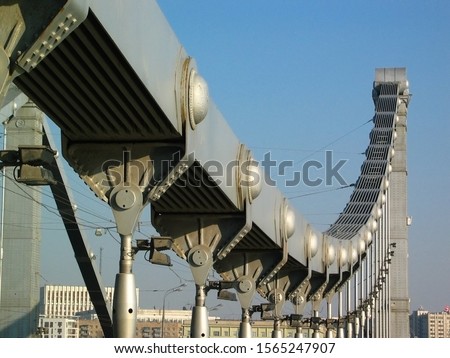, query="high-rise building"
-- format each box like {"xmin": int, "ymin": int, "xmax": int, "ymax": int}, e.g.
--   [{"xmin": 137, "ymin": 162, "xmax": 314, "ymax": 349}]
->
[
  {"xmin": 427, "ymin": 311, "xmax": 450, "ymax": 338},
  {"xmin": 410, "ymin": 307, "xmax": 429, "ymax": 338},
  {"xmin": 410, "ymin": 308, "xmax": 450, "ymax": 338},
  {"xmin": 0, "ymin": 101, "xmax": 43, "ymax": 337}
]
